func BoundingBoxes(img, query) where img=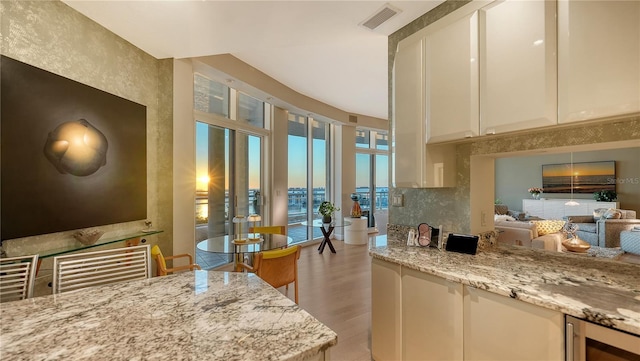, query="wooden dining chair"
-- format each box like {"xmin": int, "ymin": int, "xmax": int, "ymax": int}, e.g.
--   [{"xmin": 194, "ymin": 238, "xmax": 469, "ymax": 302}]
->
[
  {"xmin": 240, "ymin": 245, "xmax": 301, "ymax": 303},
  {"xmin": 248, "ymin": 225, "xmax": 286, "ymax": 235},
  {"xmin": 151, "ymin": 245, "xmax": 201, "ymax": 276},
  {"xmin": 52, "ymin": 245, "xmax": 151, "ymax": 294},
  {"xmin": 0, "ymin": 254, "xmax": 38, "ymax": 303}
]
